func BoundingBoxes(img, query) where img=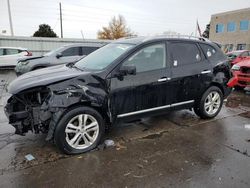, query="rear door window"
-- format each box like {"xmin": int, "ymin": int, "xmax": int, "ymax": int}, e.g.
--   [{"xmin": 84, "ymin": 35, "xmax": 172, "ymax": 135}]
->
[
  {"xmin": 61, "ymin": 47, "xmax": 80, "ymax": 57},
  {"xmin": 169, "ymin": 42, "xmax": 201, "ymax": 67},
  {"xmin": 5, "ymin": 48, "xmax": 19, "ymax": 55},
  {"xmin": 81, "ymin": 47, "xmax": 99, "ymax": 55},
  {"xmin": 0, "ymin": 49, "xmax": 4, "ymax": 56}
]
